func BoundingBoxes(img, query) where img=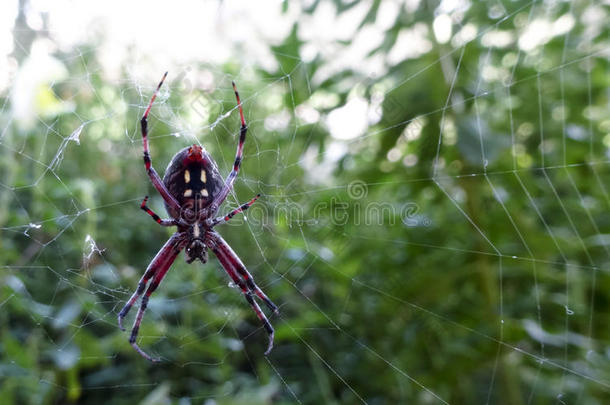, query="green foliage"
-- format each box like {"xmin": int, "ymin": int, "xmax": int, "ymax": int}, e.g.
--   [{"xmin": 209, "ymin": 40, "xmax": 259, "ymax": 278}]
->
[{"xmin": 2, "ymin": 1, "xmax": 610, "ymax": 404}]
